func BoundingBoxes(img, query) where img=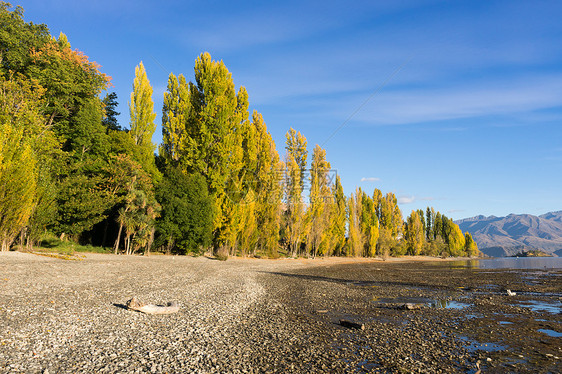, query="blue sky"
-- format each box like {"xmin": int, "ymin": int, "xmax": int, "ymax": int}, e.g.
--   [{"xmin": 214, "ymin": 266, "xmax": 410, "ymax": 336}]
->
[{"xmin": 16, "ymin": 0, "xmax": 562, "ymax": 220}]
